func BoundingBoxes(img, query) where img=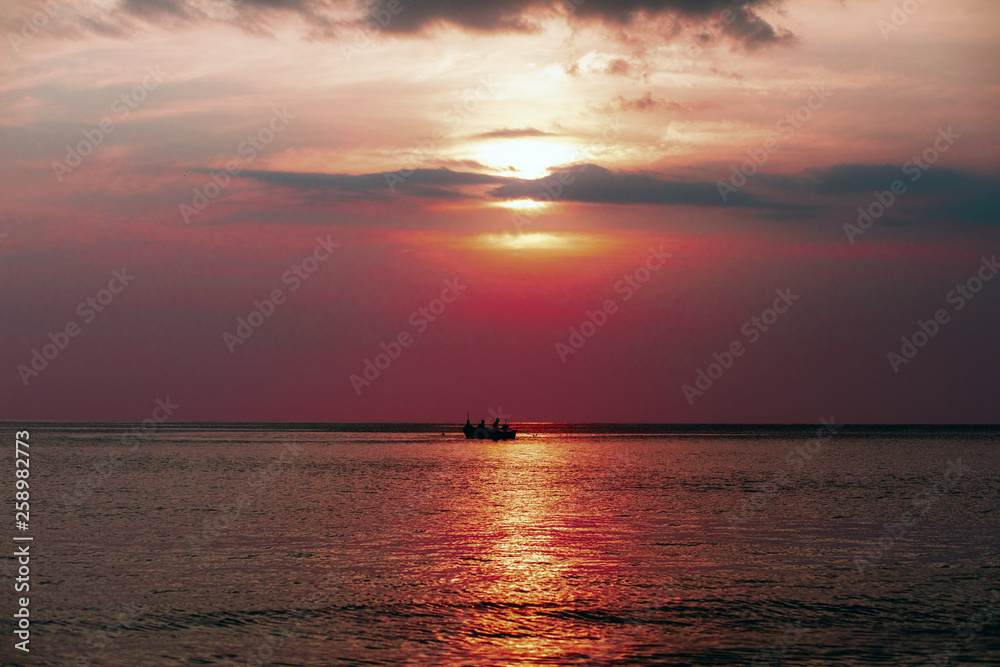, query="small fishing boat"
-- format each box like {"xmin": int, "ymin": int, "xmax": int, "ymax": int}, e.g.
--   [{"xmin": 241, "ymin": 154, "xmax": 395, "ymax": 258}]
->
[{"xmin": 462, "ymin": 414, "xmax": 516, "ymax": 441}]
